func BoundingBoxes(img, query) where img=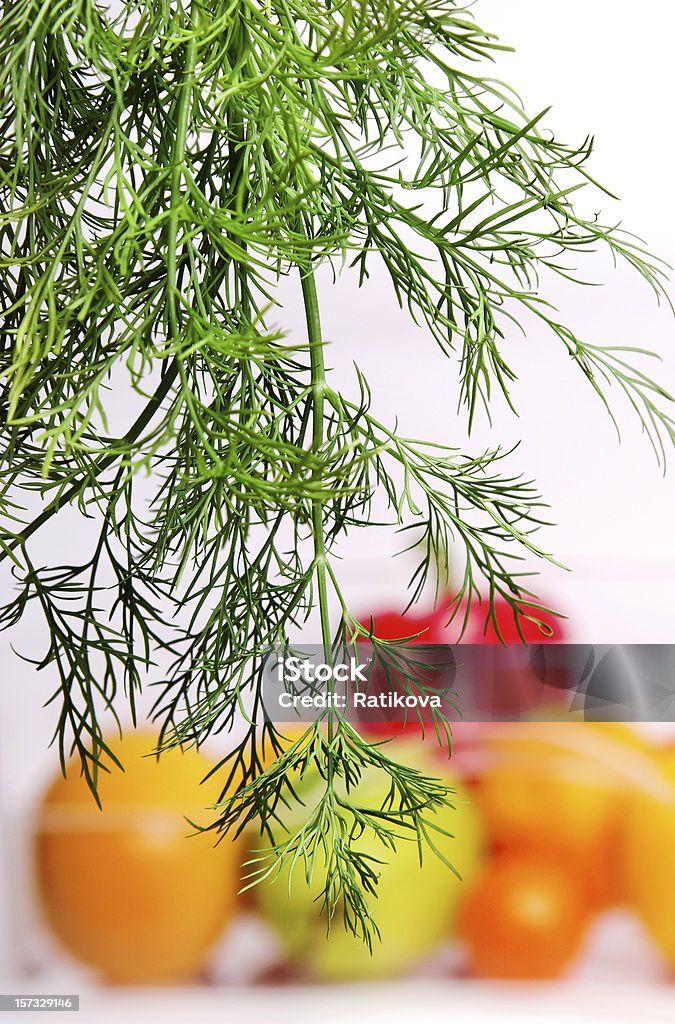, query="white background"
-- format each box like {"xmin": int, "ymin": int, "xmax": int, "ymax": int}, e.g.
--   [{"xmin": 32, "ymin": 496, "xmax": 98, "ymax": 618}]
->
[
  {"xmin": 1, "ymin": 1, "xmax": 675, "ymax": 1016},
  {"xmin": 315, "ymin": 0, "xmax": 675, "ymax": 638}
]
